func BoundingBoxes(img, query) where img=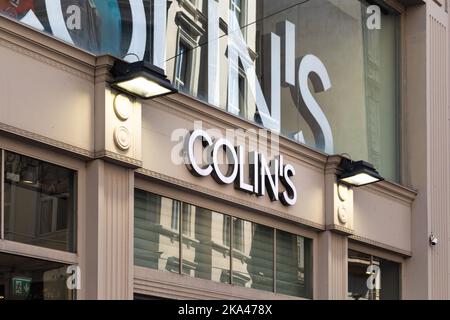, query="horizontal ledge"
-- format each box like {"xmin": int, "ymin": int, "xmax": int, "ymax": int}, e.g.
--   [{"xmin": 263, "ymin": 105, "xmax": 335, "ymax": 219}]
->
[
  {"xmin": 0, "ymin": 240, "xmax": 78, "ymax": 264},
  {"xmin": 349, "ymin": 235, "xmax": 412, "ymax": 258},
  {"xmin": 134, "ymin": 266, "xmax": 304, "ymax": 300}
]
